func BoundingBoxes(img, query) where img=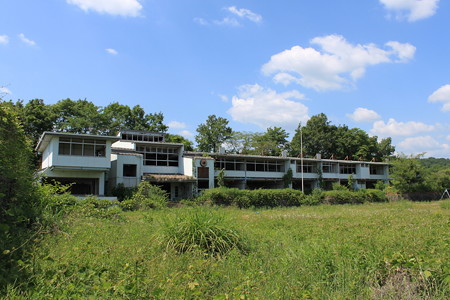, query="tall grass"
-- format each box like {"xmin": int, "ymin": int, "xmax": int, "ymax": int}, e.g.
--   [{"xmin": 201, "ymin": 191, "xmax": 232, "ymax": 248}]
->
[{"xmin": 3, "ymin": 201, "xmax": 449, "ymax": 299}]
